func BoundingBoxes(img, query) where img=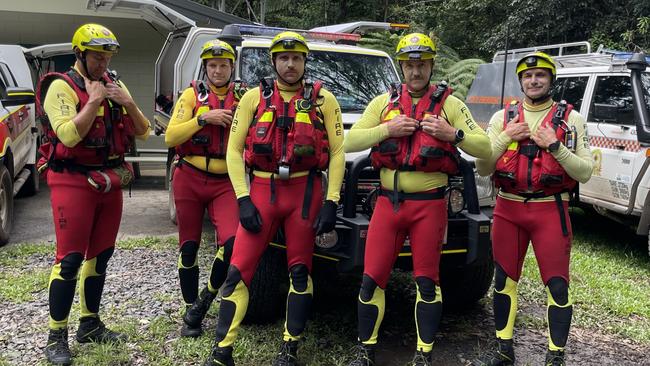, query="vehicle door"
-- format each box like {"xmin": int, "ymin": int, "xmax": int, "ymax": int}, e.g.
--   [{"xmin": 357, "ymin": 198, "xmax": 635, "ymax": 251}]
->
[
  {"xmin": 580, "ymin": 73, "xmax": 639, "ymax": 207},
  {"xmin": 0, "ymin": 61, "xmax": 32, "ymax": 174}
]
